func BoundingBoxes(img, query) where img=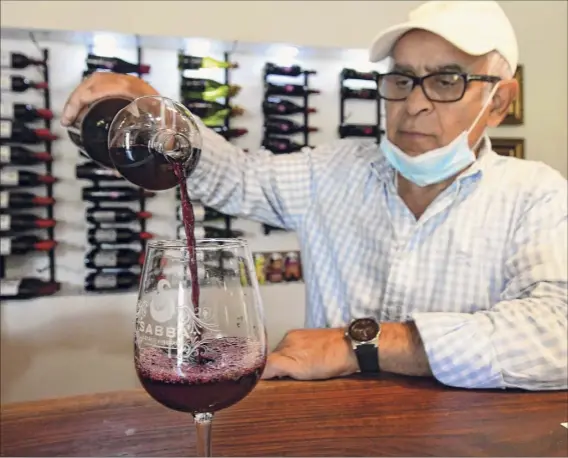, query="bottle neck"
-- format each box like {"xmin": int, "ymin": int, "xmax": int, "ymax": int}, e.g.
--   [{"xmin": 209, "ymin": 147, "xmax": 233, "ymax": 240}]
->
[{"xmin": 149, "ymin": 129, "xmax": 193, "ymax": 163}]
